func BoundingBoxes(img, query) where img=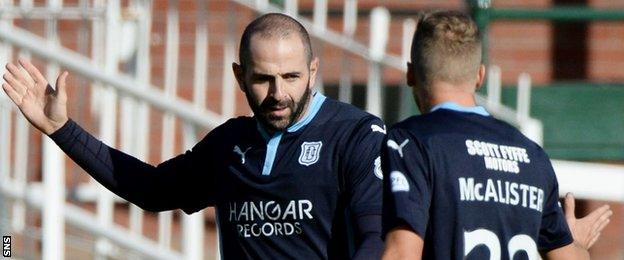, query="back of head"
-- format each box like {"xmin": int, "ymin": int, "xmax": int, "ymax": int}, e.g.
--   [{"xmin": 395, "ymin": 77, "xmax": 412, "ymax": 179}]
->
[
  {"xmin": 239, "ymin": 13, "xmax": 313, "ymax": 71},
  {"xmin": 411, "ymin": 11, "xmax": 482, "ymax": 89}
]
